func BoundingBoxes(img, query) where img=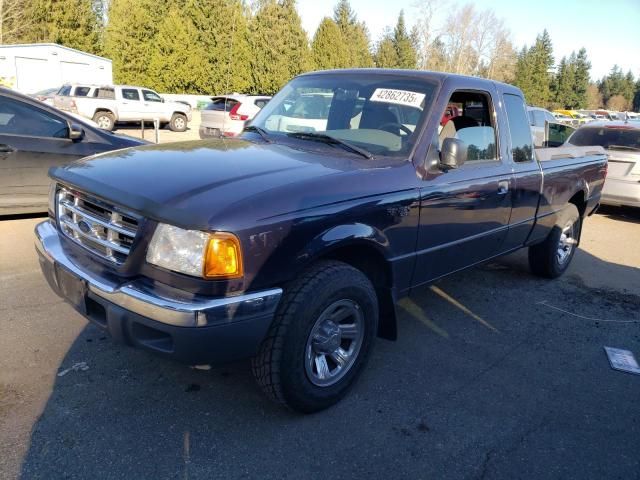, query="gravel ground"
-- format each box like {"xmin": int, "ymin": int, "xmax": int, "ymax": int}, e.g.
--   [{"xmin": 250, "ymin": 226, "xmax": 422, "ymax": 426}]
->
[{"xmin": 0, "ymin": 207, "xmax": 638, "ymax": 480}]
